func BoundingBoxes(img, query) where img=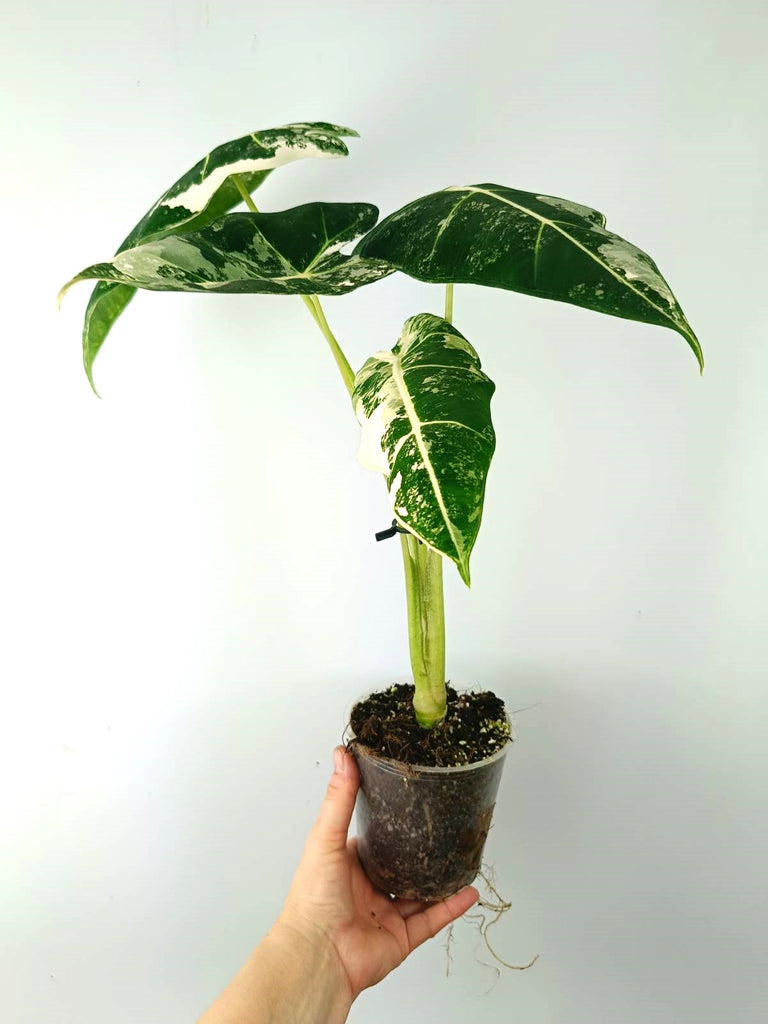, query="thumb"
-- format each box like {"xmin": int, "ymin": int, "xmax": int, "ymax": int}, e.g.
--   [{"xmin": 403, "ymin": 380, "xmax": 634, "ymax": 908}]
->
[{"xmin": 312, "ymin": 746, "xmax": 360, "ymax": 851}]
